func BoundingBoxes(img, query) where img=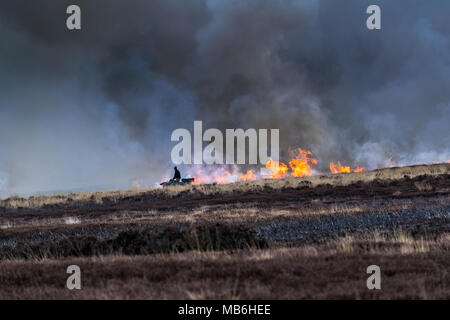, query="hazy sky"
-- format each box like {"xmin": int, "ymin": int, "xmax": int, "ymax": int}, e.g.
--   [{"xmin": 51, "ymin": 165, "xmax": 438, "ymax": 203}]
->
[{"xmin": 0, "ymin": 0, "xmax": 449, "ymax": 197}]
